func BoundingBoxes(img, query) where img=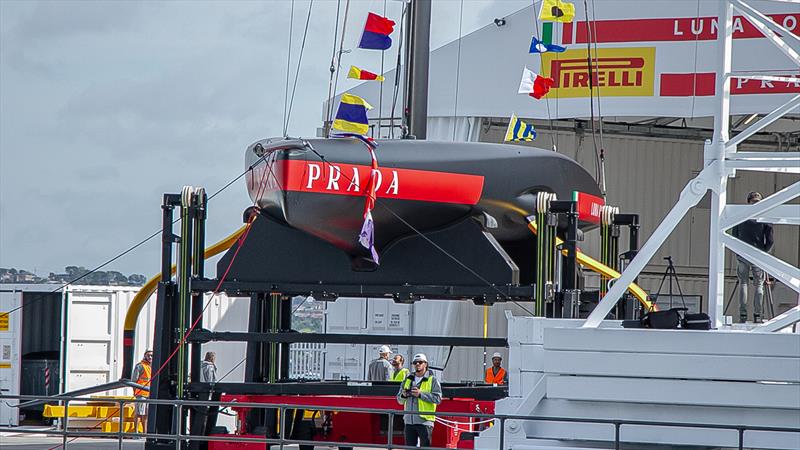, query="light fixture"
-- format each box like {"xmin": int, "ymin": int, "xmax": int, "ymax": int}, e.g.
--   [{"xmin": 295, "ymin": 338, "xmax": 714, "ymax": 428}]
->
[{"xmin": 494, "ymin": 18, "xmax": 507, "ymax": 27}]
